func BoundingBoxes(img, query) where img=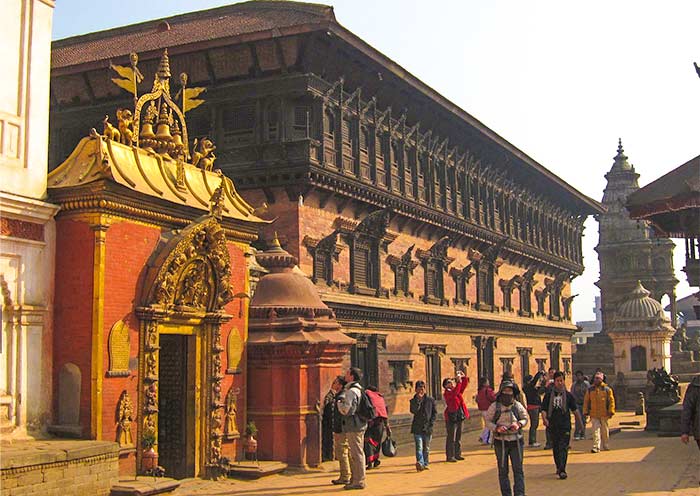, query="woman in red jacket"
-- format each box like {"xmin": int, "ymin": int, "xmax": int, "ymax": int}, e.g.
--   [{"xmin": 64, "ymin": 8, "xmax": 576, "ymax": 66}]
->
[{"xmin": 443, "ymin": 370, "xmax": 469, "ymax": 462}]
